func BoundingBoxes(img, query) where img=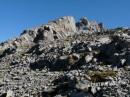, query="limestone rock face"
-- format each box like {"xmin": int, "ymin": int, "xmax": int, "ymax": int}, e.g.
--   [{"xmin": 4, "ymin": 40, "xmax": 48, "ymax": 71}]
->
[
  {"xmin": 48, "ymin": 16, "xmax": 77, "ymax": 33},
  {"xmin": 20, "ymin": 16, "xmax": 77, "ymax": 42},
  {"xmin": 38, "ymin": 16, "xmax": 77, "ymax": 41}
]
